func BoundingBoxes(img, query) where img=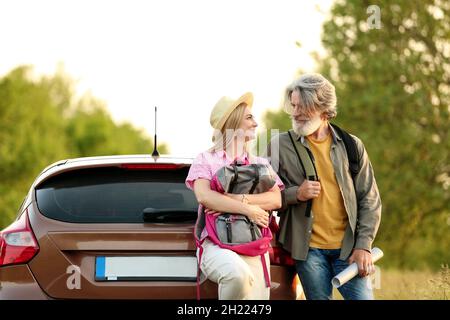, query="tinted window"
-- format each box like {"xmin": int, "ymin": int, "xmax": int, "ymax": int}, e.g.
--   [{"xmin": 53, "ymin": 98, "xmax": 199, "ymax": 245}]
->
[{"xmin": 36, "ymin": 167, "xmax": 198, "ymax": 223}]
